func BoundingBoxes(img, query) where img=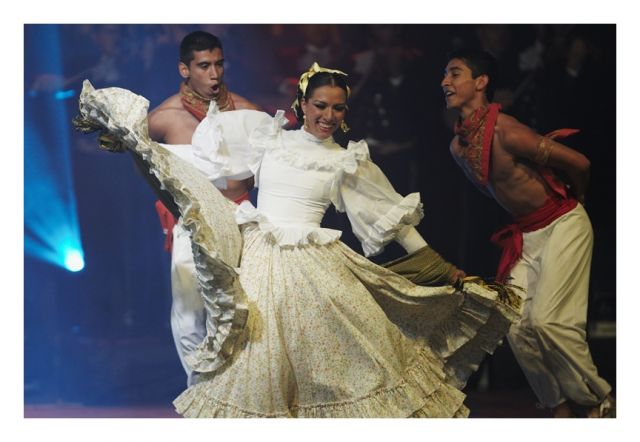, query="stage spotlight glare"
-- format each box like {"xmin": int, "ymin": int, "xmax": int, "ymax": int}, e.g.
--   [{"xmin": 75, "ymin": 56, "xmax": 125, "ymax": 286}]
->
[
  {"xmin": 64, "ymin": 249, "xmax": 85, "ymax": 272},
  {"xmin": 25, "ymin": 24, "xmax": 85, "ymax": 273}
]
